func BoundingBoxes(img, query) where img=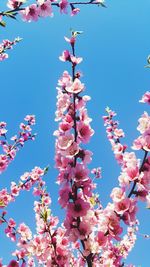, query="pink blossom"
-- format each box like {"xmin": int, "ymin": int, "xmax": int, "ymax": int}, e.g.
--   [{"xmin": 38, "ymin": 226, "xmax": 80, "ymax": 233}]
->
[
  {"xmin": 73, "ymin": 163, "xmax": 89, "ymax": 182},
  {"xmin": 7, "ymin": 260, "xmax": 19, "ymax": 267},
  {"xmin": 71, "ymin": 8, "xmax": 80, "ymax": 16},
  {"xmin": 114, "ymin": 128, "xmax": 125, "ymax": 138},
  {"xmin": 17, "ymin": 223, "xmax": 32, "ymax": 241},
  {"xmin": 0, "ymin": 188, "xmax": 12, "ymax": 207},
  {"xmin": 59, "ymin": 185, "xmax": 71, "ymax": 207},
  {"xmin": 64, "ymin": 36, "xmax": 76, "ymax": 45},
  {"xmin": 126, "ymin": 166, "xmax": 139, "ymax": 181},
  {"xmin": 0, "ymin": 154, "xmax": 9, "ymax": 173},
  {"xmin": 24, "ymin": 115, "xmax": 35, "ymax": 125},
  {"xmin": 115, "ymin": 198, "xmax": 131, "ymax": 215},
  {"xmin": 70, "ymin": 55, "xmax": 83, "ymax": 65},
  {"xmin": 62, "ymin": 142, "xmax": 79, "ymax": 158},
  {"xmin": 96, "ymin": 231, "xmax": 107, "ymax": 247},
  {"xmin": 137, "ymin": 112, "xmax": 150, "ymax": 134},
  {"xmin": 11, "ymin": 182, "xmax": 20, "ymax": 196},
  {"xmin": 57, "ymin": 134, "xmax": 74, "ymax": 150},
  {"xmin": 7, "ymin": 0, "xmax": 25, "ymax": 9},
  {"xmin": 139, "ymin": 91, "xmax": 150, "ymax": 105},
  {"xmin": 59, "ymin": 0, "xmax": 68, "ymax": 14},
  {"xmin": 107, "ymin": 213, "xmax": 123, "ymax": 240},
  {"xmin": 0, "ymin": 53, "xmax": 8, "ymax": 61},
  {"xmin": 8, "ymin": 218, "xmax": 16, "ymax": 228},
  {"xmin": 59, "ymin": 121, "xmax": 72, "ymax": 132},
  {"xmin": 67, "ymin": 198, "xmax": 90, "ymax": 217},
  {"xmin": 77, "ymin": 220, "xmax": 92, "ymax": 239},
  {"xmin": 143, "ymin": 129, "xmax": 150, "ymax": 151},
  {"xmin": 110, "ymin": 187, "xmax": 126, "ymax": 202},
  {"xmin": 77, "ymin": 121, "xmax": 94, "ymax": 143},
  {"xmin": 146, "ymin": 194, "xmax": 150, "ymax": 208},
  {"xmin": 91, "ymin": 167, "xmax": 102, "ymax": 178},
  {"xmin": 21, "ymin": 4, "xmax": 39, "ymax": 22},
  {"xmin": 59, "ymin": 50, "xmax": 71, "ymax": 62},
  {"xmin": 65, "ymin": 78, "xmax": 84, "ymax": 94},
  {"xmin": 38, "ymin": 0, "xmax": 53, "ymax": 17},
  {"xmin": 27, "ymin": 258, "xmax": 35, "ymax": 267}
]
